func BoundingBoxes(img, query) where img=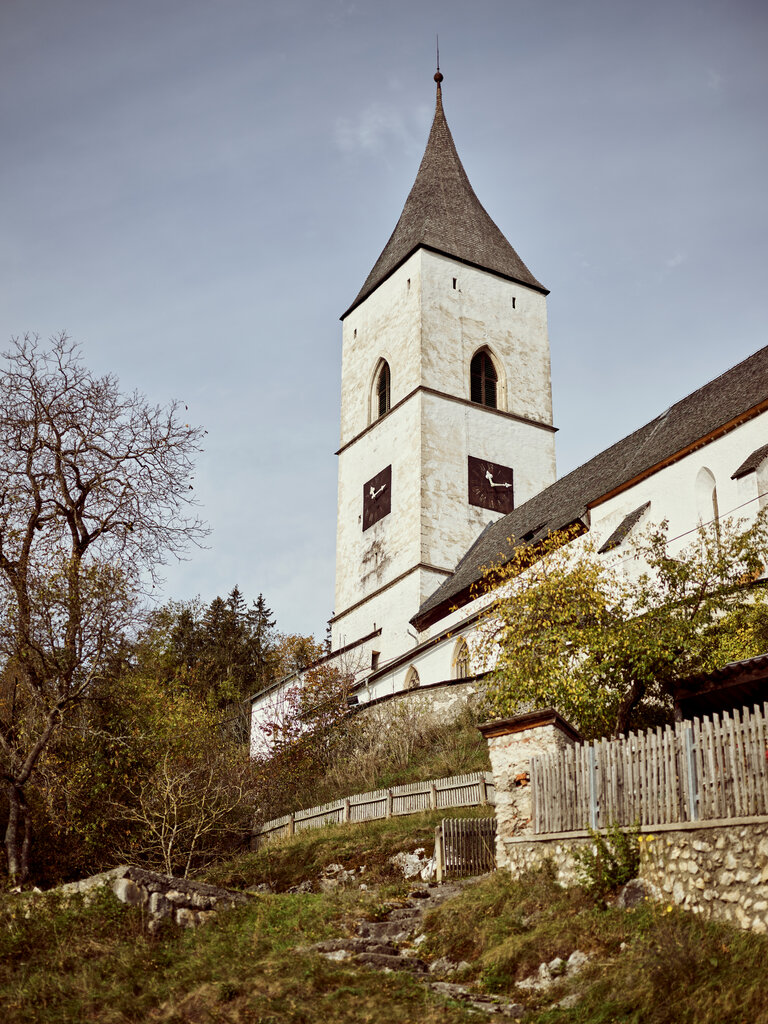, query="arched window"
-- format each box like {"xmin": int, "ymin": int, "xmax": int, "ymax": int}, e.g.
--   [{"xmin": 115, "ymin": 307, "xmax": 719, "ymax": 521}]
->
[
  {"xmin": 376, "ymin": 361, "xmax": 391, "ymax": 418},
  {"xmin": 453, "ymin": 639, "xmax": 470, "ymax": 679},
  {"xmin": 695, "ymin": 467, "xmax": 720, "ymax": 527},
  {"xmin": 405, "ymin": 666, "xmax": 420, "ymax": 690},
  {"xmin": 470, "ymin": 351, "xmax": 498, "ymax": 408}
]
